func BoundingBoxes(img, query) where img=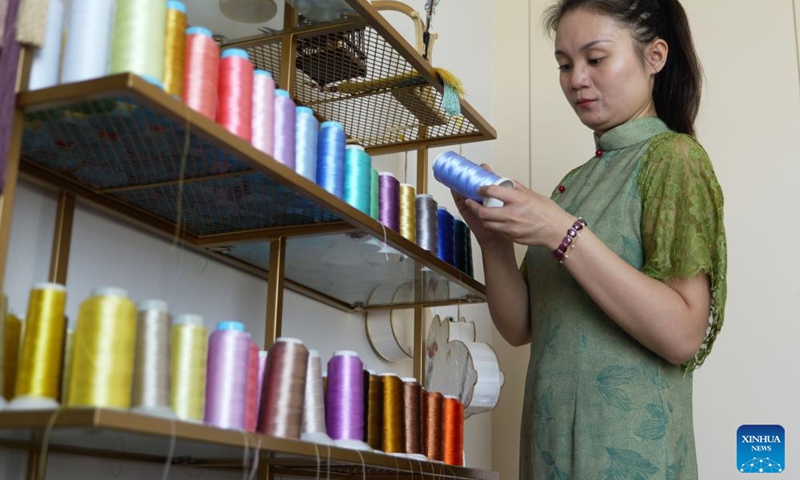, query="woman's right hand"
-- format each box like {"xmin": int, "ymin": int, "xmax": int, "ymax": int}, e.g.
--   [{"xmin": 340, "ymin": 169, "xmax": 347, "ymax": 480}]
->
[{"xmin": 450, "ymin": 163, "xmax": 510, "ymax": 247}]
